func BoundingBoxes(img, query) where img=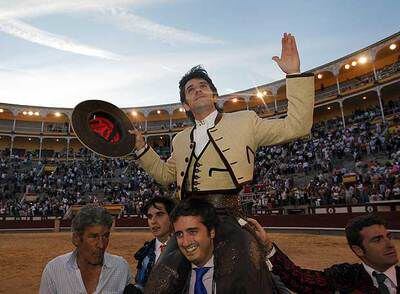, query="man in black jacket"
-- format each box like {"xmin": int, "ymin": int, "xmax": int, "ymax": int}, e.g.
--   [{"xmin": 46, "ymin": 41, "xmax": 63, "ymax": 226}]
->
[
  {"xmin": 132, "ymin": 196, "xmax": 176, "ymax": 293},
  {"xmin": 249, "ymin": 213, "xmax": 399, "ymax": 293}
]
